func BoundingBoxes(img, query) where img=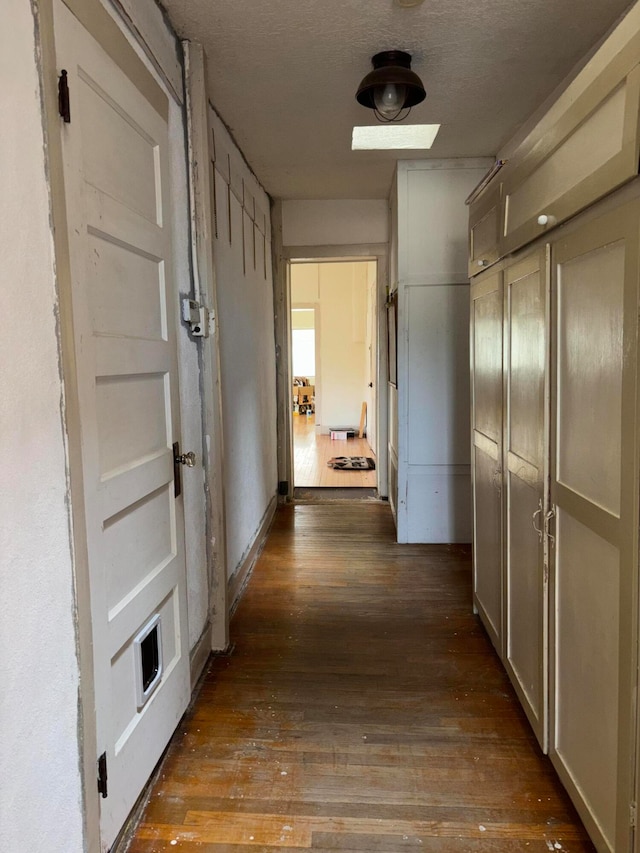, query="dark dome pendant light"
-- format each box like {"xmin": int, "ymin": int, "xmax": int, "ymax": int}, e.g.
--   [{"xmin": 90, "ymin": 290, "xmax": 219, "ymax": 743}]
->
[{"xmin": 356, "ymin": 50, "xmax": 426, "ymax": 122}]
